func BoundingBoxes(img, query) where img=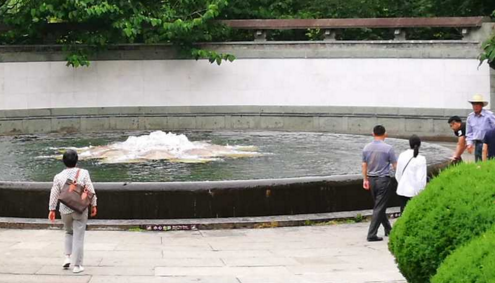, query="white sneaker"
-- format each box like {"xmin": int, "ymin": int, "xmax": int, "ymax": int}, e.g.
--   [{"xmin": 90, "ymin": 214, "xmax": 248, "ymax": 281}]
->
[
  {"xmin": 73, "ymin": 266, "xmax": 84, "ymax": 273},
  {"xmin": 63, "ymin": 255, "xmax": 71, "ymax": 269}
]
